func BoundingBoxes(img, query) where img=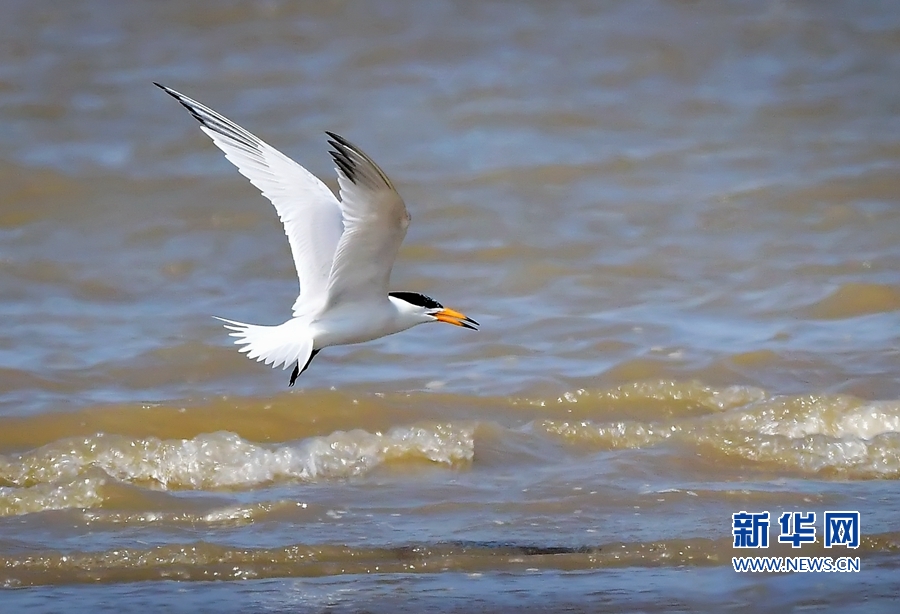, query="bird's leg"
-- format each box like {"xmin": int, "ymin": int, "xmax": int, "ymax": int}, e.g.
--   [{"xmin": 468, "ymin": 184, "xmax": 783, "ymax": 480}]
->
[{"xmin": 289, "ymin": 349, "xmax": 321, "ymax": 387}]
